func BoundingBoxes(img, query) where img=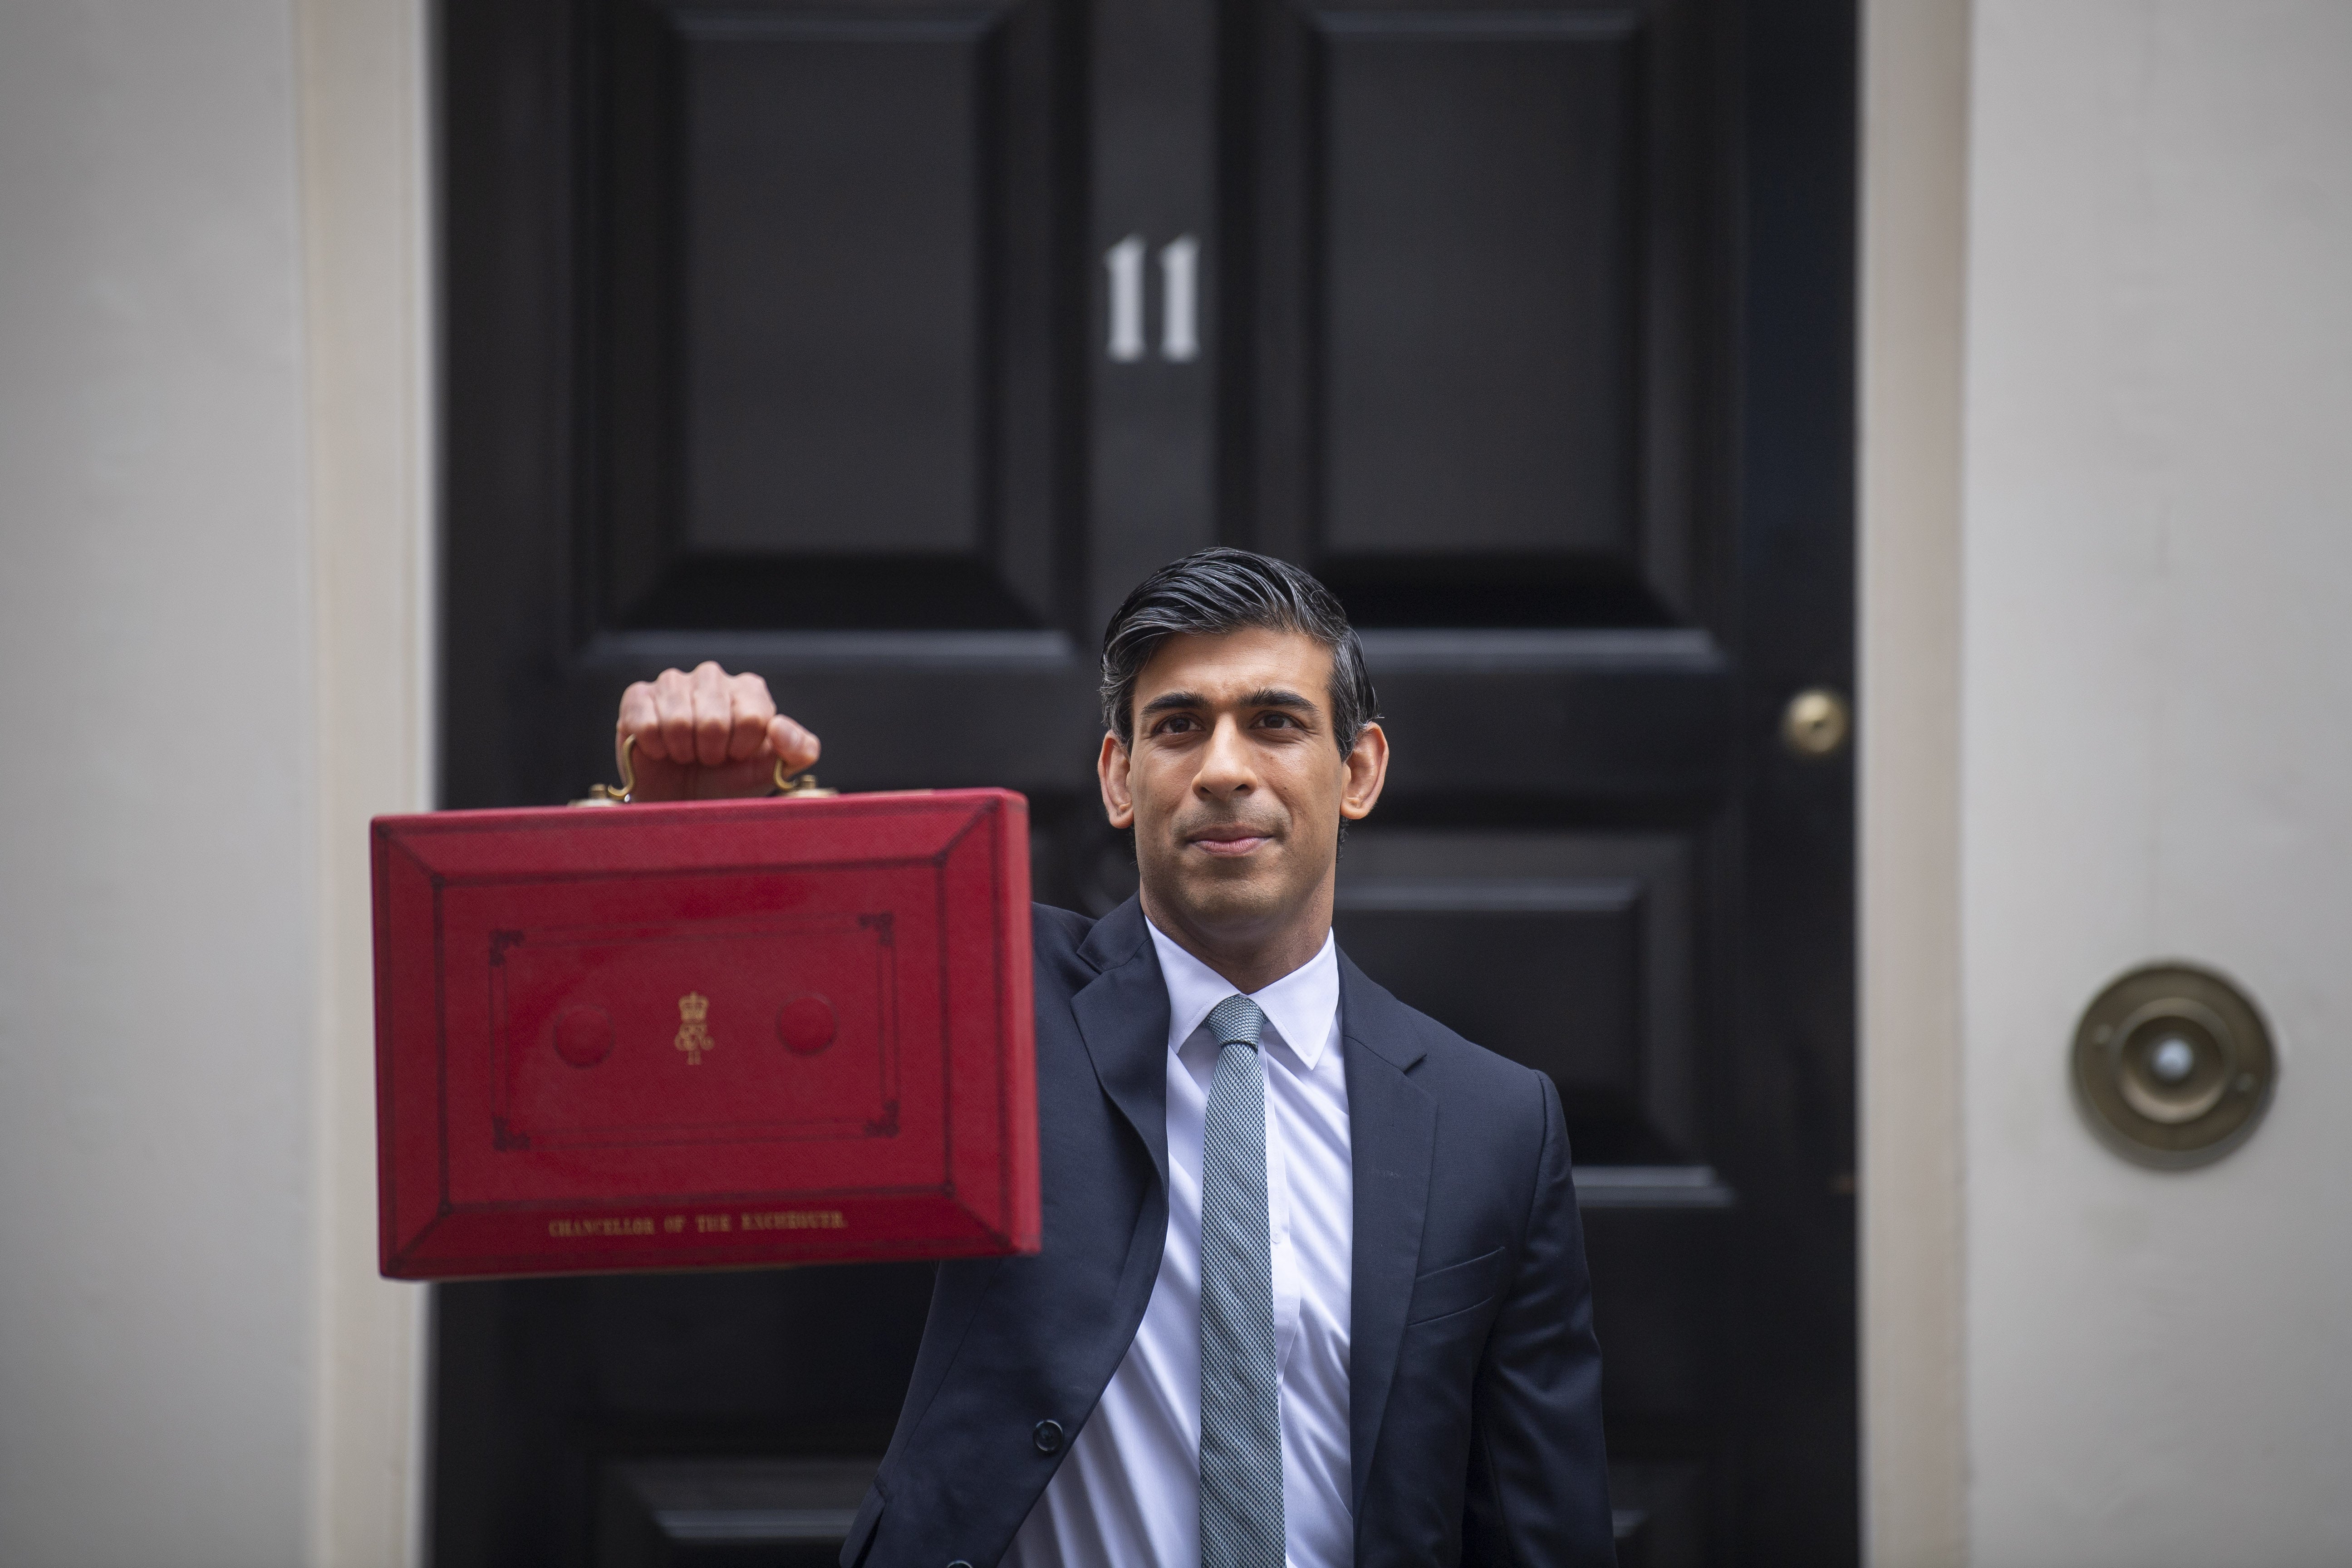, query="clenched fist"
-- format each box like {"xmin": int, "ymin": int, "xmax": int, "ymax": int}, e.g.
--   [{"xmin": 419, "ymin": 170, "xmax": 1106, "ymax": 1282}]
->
[{"xmin": 614, "ymin": 662, "xmax": 821, "ymax": 802}]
